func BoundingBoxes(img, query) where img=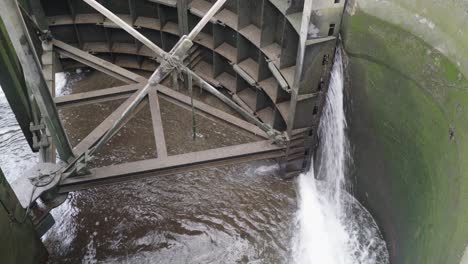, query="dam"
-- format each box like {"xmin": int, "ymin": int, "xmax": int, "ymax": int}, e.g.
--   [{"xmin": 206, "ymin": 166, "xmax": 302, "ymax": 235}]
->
[{"xmin": 0, "ymin": 0, "xmax": 467, "ymax": 263}]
